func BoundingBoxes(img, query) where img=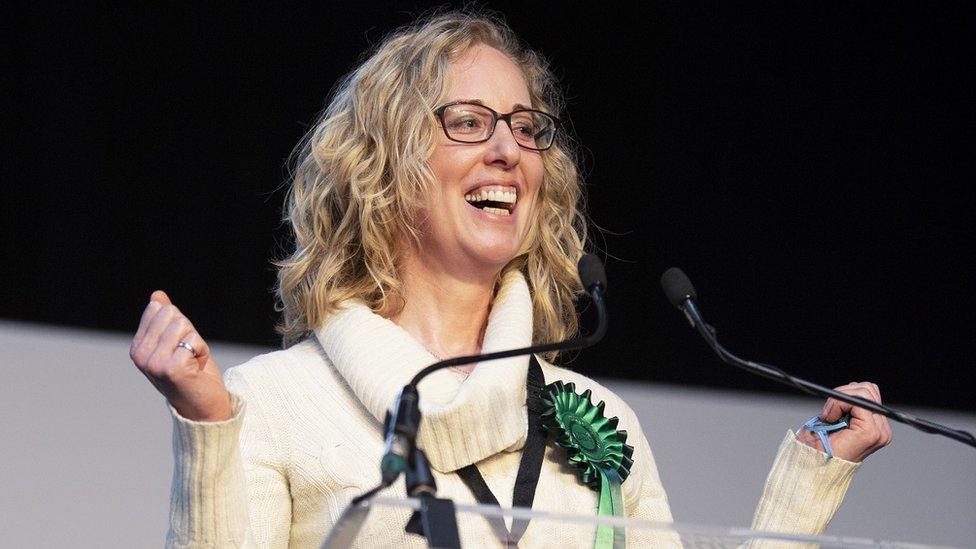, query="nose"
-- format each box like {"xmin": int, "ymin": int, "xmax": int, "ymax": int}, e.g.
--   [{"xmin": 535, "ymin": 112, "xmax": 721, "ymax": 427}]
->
[{"xmin": 483, "ymin": 119, "xmax": 522, "ymax": 168}]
